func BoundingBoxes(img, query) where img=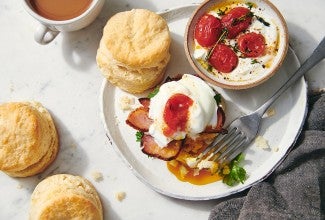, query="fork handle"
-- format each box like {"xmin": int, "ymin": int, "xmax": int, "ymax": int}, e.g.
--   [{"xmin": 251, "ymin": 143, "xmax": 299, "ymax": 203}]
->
[{"xmin": 255, "ymin": 37, "xmax": 325, "ymax": 116}]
